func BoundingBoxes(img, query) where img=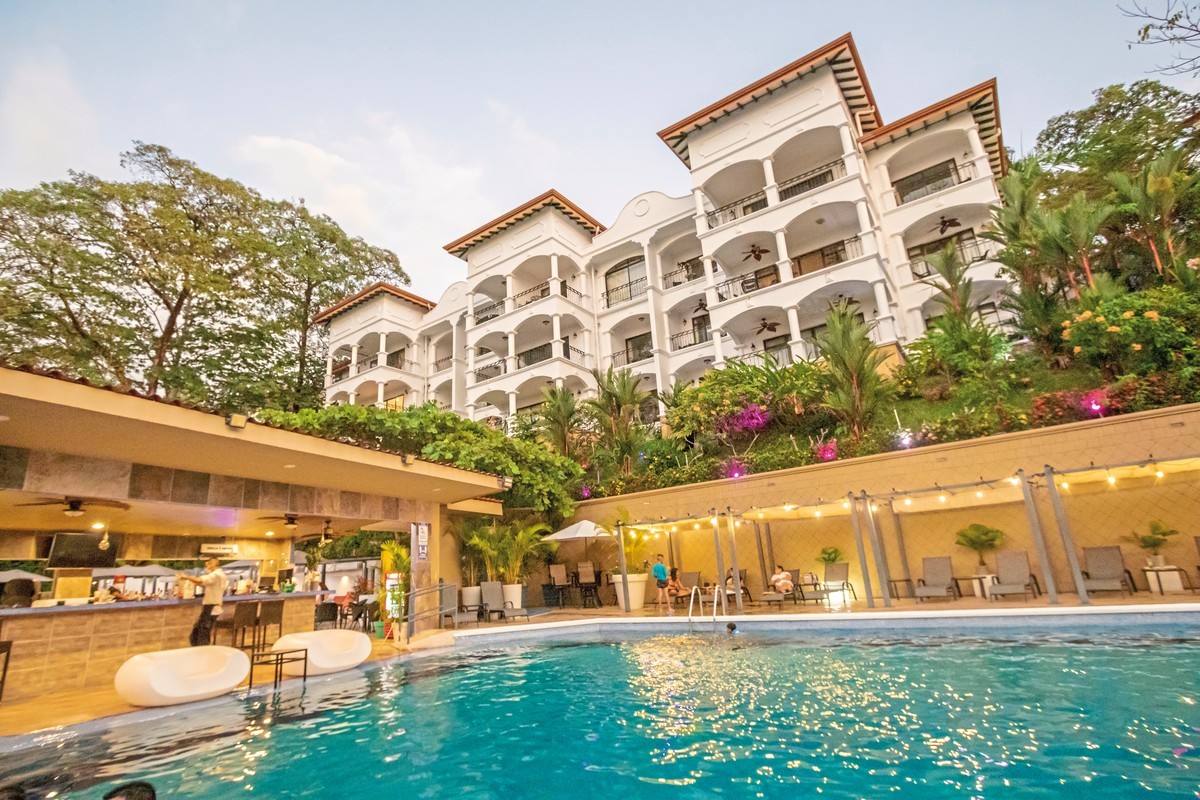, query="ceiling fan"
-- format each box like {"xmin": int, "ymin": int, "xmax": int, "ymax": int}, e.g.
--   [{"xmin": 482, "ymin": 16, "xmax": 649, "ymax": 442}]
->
[
  {"xmin": 742, "ymin": 244, "xmax": 771, "ymax": 262},
  {"xmin": 756, "ymin": 318, "xmax": 781, "ymax": 334},
  {"xmin": 257, "ymin": 513, "xmax": 300, "ymax": 530},
  {"xmin": 15, "ymin": 496, "xmax": 131, "ymax": 517},
  {"xmin": 932, "ymin": 216, "xmax": 961, "ymax": 234},
  {"xmin": 693, "ymin": 298, "xmax": 708, "ymax": 313},
  {"xmin": 319, "ymin": 519, "xmax": 334, "ymax": 546}
]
